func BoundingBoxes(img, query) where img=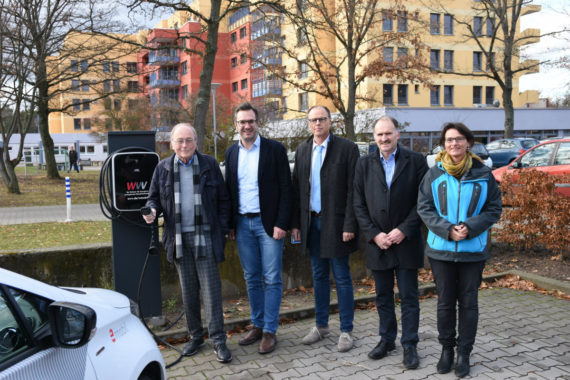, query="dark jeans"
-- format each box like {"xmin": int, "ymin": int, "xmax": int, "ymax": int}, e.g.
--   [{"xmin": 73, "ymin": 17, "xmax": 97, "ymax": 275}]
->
[
  {"xmin": 429, "ymin": 258, "xmax": 485, "ymax": 353},
  {"xmin": 372, "ymin": 268, "xmax": 419, "ymax": 348},
  {"xmin": 68, "ymin": 162, "xmax": 80, "ymax": 173}
]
